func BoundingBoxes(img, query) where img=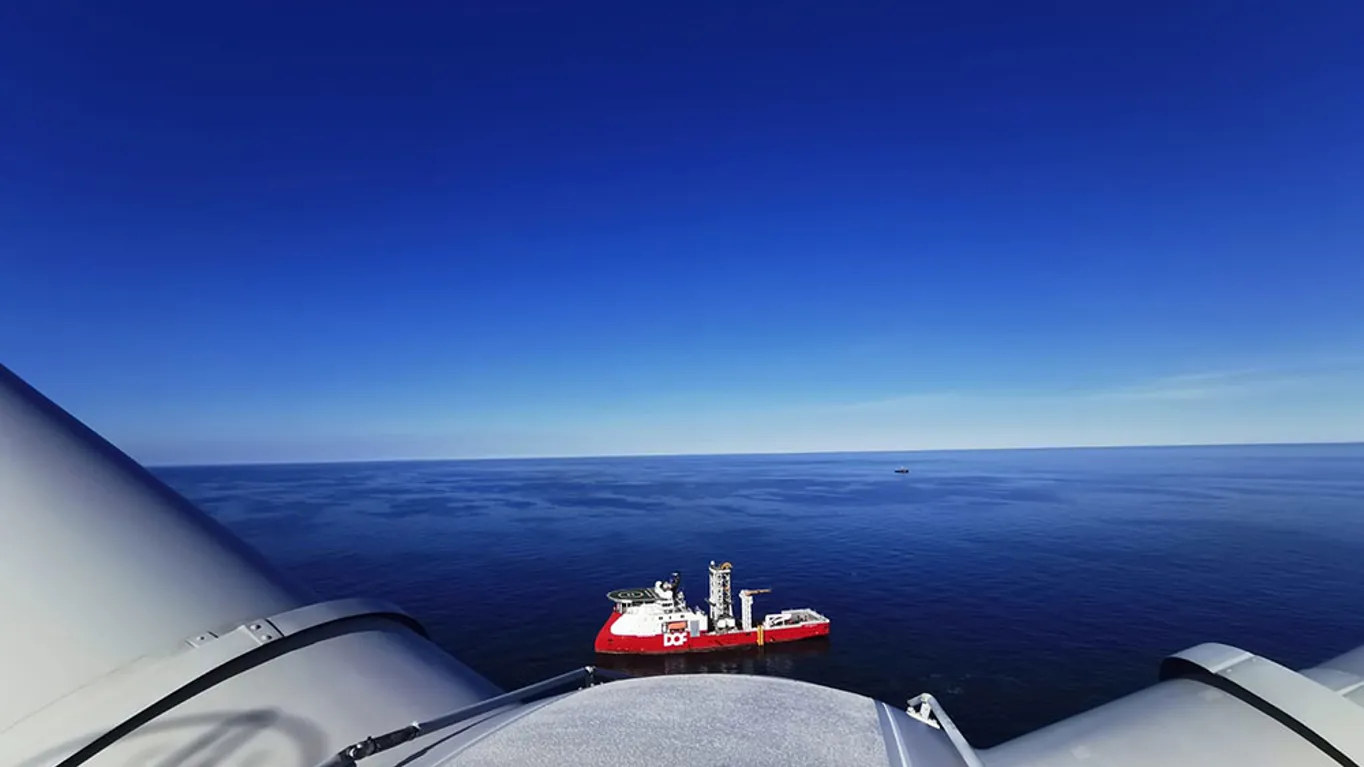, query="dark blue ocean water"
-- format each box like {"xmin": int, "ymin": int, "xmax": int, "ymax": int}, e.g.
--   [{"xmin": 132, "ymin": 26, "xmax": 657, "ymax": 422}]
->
[{"xmin": 154, "ymin": 444, "xmax": 1364, "ymax": 747}]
